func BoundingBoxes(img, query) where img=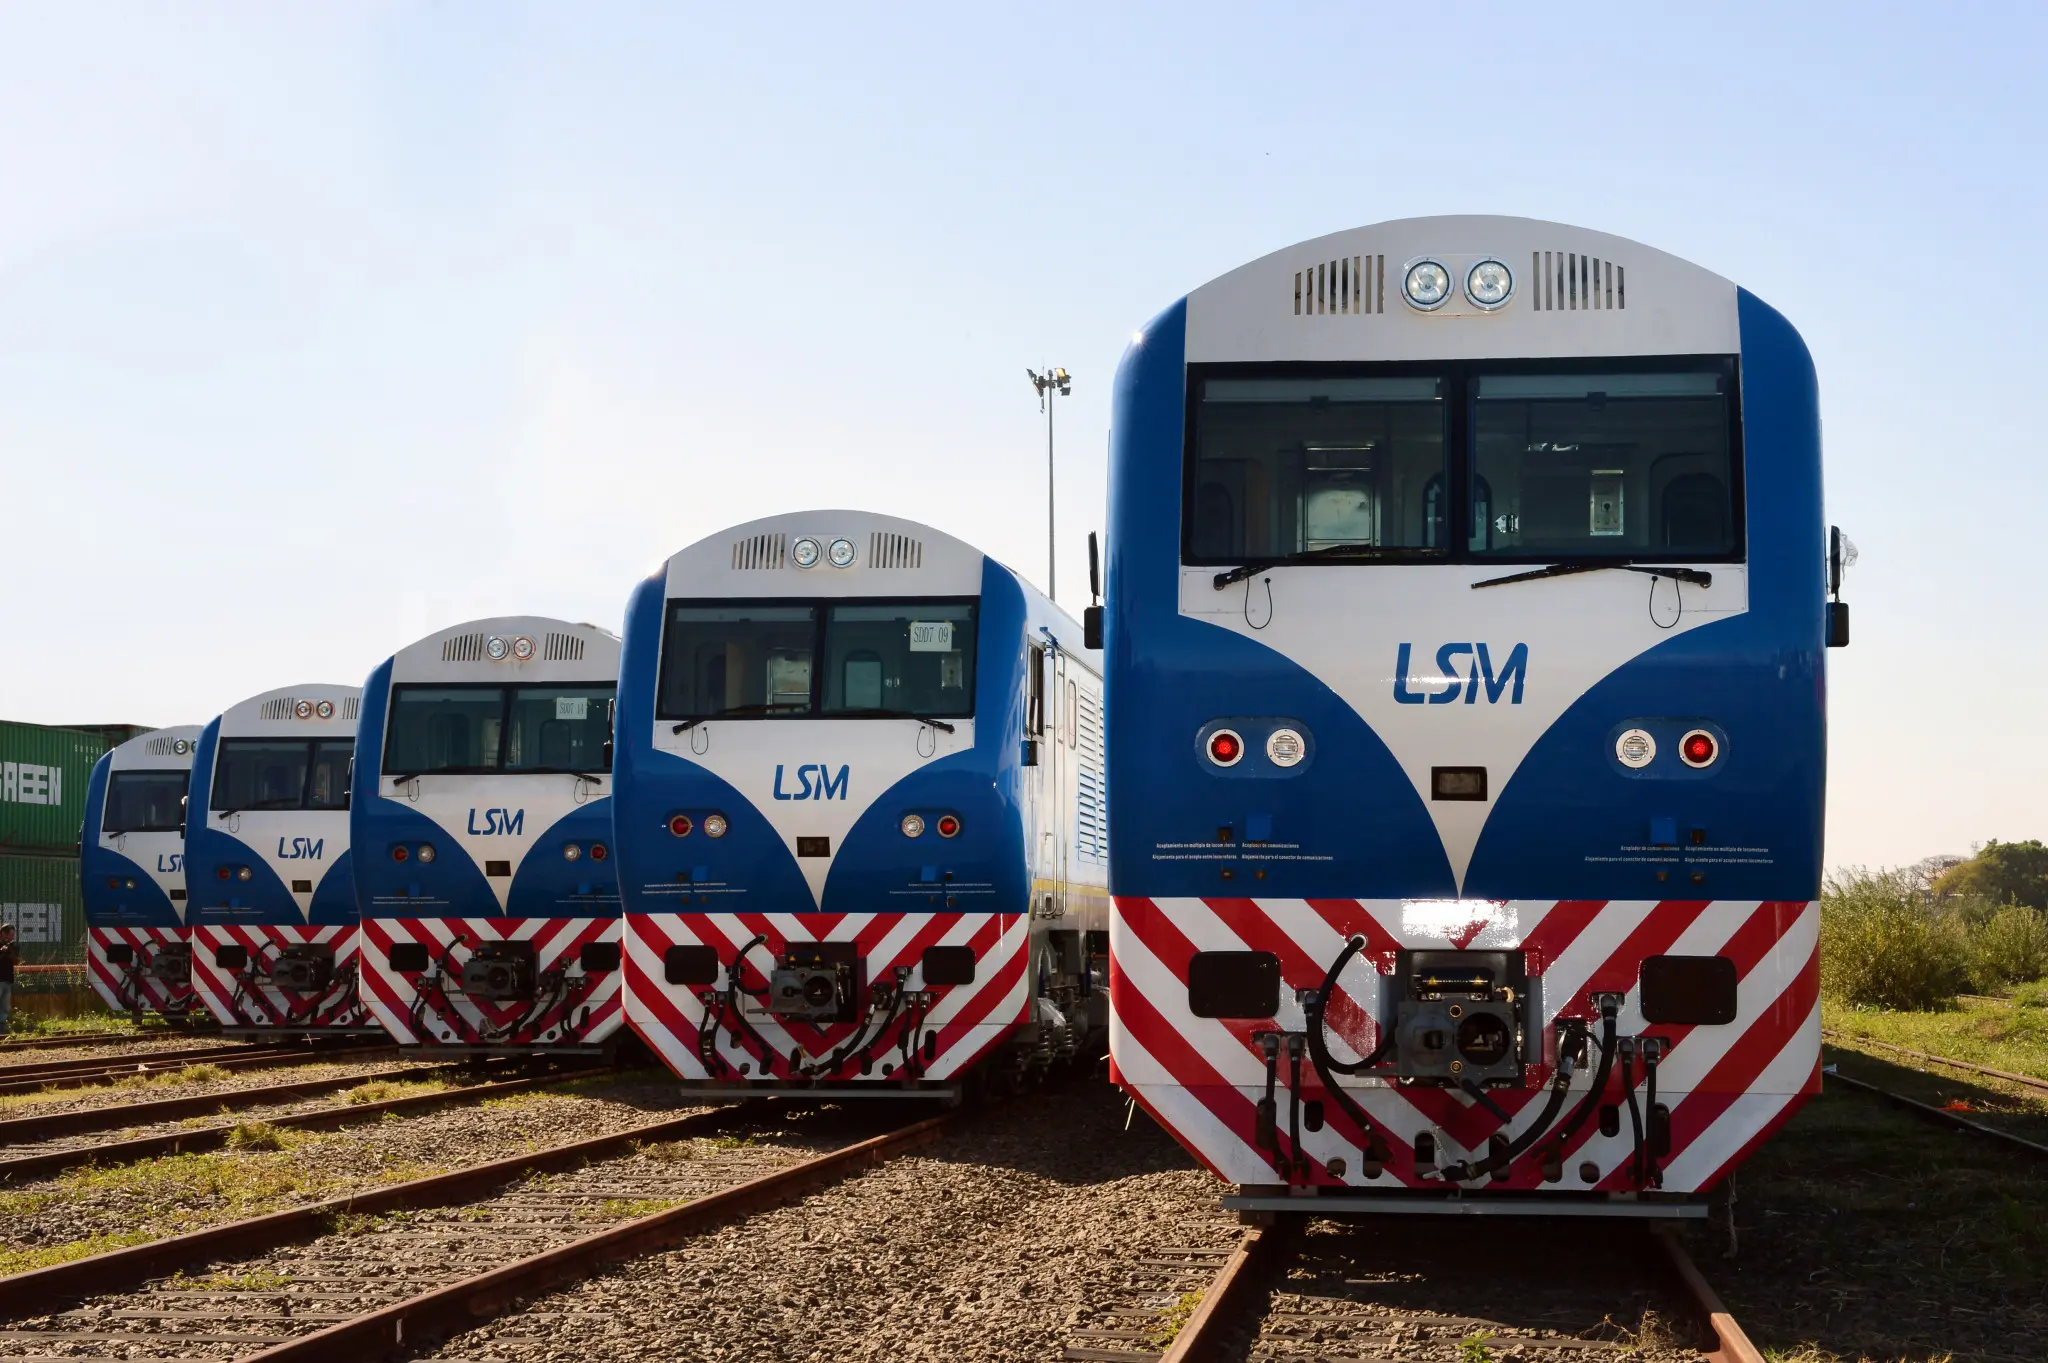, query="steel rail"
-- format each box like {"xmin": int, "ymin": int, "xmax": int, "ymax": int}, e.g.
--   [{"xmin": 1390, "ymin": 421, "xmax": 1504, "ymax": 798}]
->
[
  {"xmin": 0, "ymin": 1061, "xmax": 471, "ymax": 1144},
  {"xmin": 0, "ymin": 1065, "xmax": 616, "ymax": 1183},
  {"xmin": 0, "ymin": 1041, "xmax": 280, "ymax": 1083},
  {"xmin": 0, "ymin": 1043, "xmax": 398, "ymax": 1096},
  {"xmin": 0, "ymin": 1099, "xmax": 773, "ymax": 1318},
  {"xmin": 0, "ymin": 1030, "xmax": 200, "ymax": 1055},
  {"xmin": 1652, "ymin": 1226, "xmax": 1766, "ymax": 1363},
  {"xmin": 1158, "ymin": 1226, "xmax": 1284, "ymax": 1363},
  {"xmin": 238, "ymin": 1112, "xmax": 954, "ymax": 1362},
  {"xmin": 1826, "ymin": 1066, "xmax": 2048, "ymax": 1158},
  {"xmin": 1821, "ymin": 1028, "xmax": 2048, "ymax": 1096}
]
